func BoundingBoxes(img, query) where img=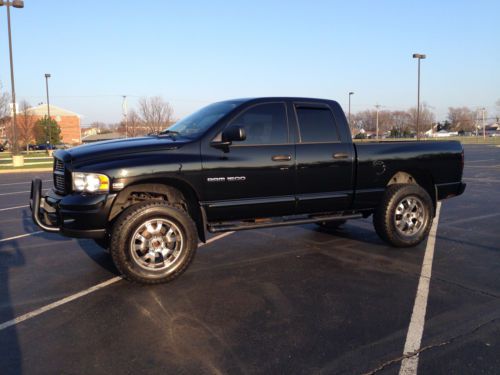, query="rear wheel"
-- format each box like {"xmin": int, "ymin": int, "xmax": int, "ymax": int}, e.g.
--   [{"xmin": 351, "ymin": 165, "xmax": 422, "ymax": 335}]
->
[
  {"xmin": 373, "ymin": 184, "xmax": 434, "ymax": 247},
  {"xmin": 110, "ymin": 201, "xmax": 198, "ymax": 284}
]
